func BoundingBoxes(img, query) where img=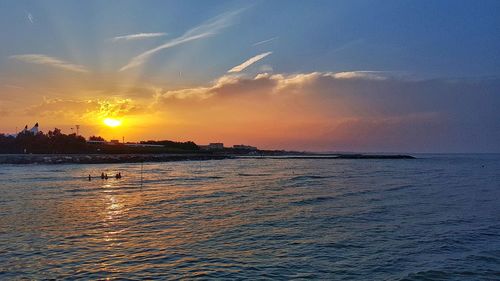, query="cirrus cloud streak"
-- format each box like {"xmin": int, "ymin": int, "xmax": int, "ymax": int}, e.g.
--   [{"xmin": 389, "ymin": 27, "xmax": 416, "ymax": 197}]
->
[
  {"xmin": 120, "ymin": 10, "xmax": 241, "ymax": 71},
  {"xmin": 111, "ymin": 32, "xmax": 167, "ymax": 41},
  {"xmin": 228, "ymin": 52, "xmax": 272, "ymax": 73},
  {"xmin": 9, "ymin": 54, "xmax": 88, "ymax": 73}
]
